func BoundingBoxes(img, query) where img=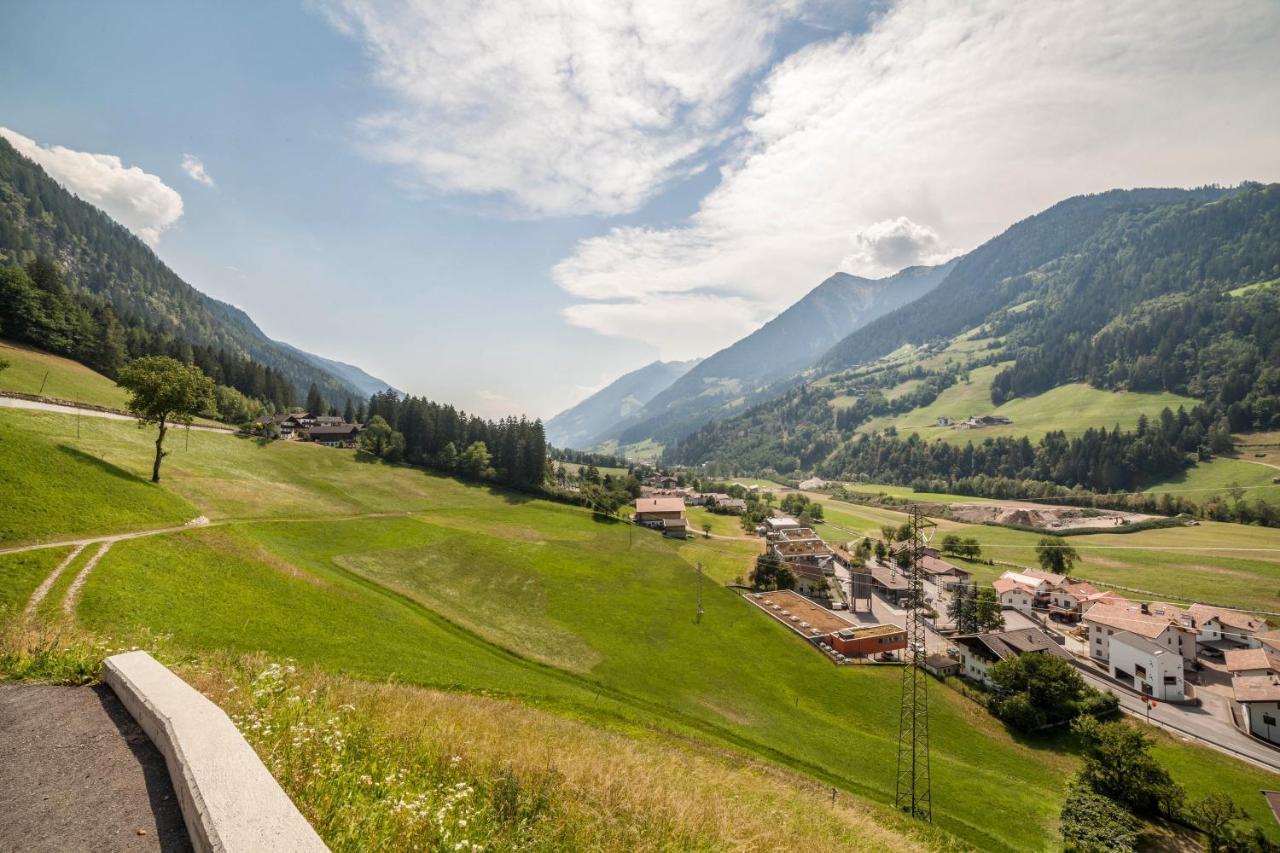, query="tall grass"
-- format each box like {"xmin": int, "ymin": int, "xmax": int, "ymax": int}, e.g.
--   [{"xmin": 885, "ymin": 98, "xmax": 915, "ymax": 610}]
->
[{"xmin": 188, "ymin": 655, "xmax": 939, "ymax": 853}]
